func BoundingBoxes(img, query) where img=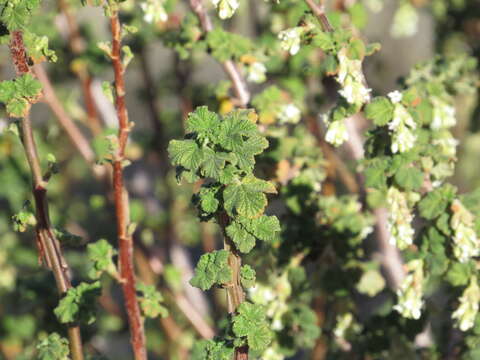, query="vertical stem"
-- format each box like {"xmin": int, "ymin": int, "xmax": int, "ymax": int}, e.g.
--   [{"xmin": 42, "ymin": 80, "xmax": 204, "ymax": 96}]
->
[
  {"xmin": 108, "ymin": 10, "xmax": 147, "ymax": 360},
  {"xmin": 9, "ymin": 30, "xmax": 84, "ymax": 360}
]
